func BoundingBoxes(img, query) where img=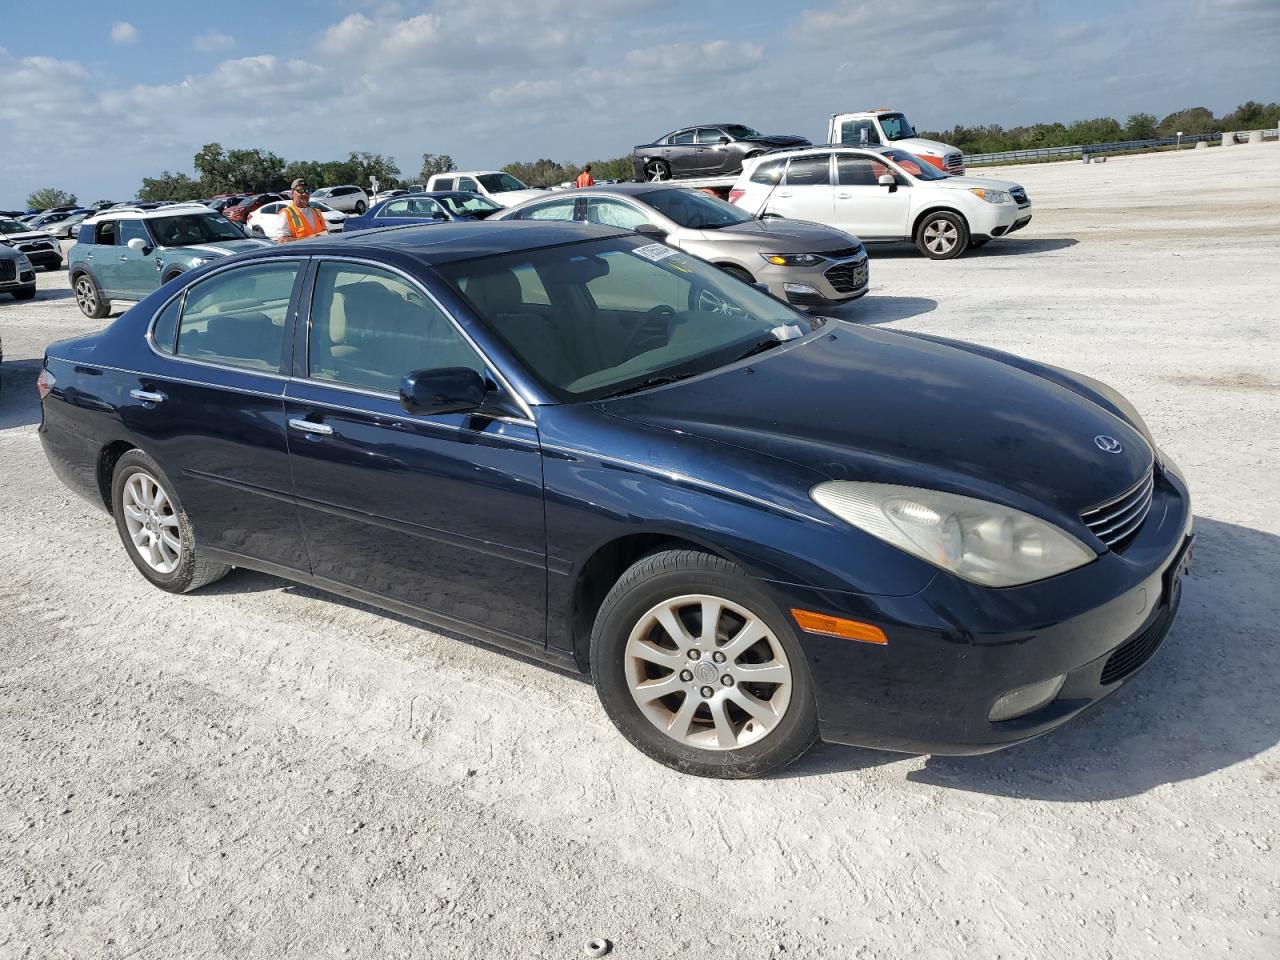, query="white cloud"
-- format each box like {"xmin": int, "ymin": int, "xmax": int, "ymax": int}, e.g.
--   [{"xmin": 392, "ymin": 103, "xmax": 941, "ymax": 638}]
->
[
  {"xmin": 110, "ymin": 21, "xmax": 138, "ymax": 45},
  {"xmin": 193, "ymin": 31, "xmax": 236, "ymax": 53}
]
